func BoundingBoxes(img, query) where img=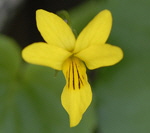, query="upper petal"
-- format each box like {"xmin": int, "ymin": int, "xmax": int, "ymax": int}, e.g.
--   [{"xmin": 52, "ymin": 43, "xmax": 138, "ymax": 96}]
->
[
  {"xmin": 75, "ymin": 44, "xmax": 123, "ymax": 70},
  {"xmin": 36, "ymin": 9, "xmax": 76, "ymax": 51},
  {"xmin": 22, "ymin": 42, "xmax": 72, "ymax": 70},
  {"xmin": 61, "ymin": 57, "xmax": 92, "ymax": 127},
  {"xmin": 74, "ymin": 10, "xmax": 112, "ymax": 53}
]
